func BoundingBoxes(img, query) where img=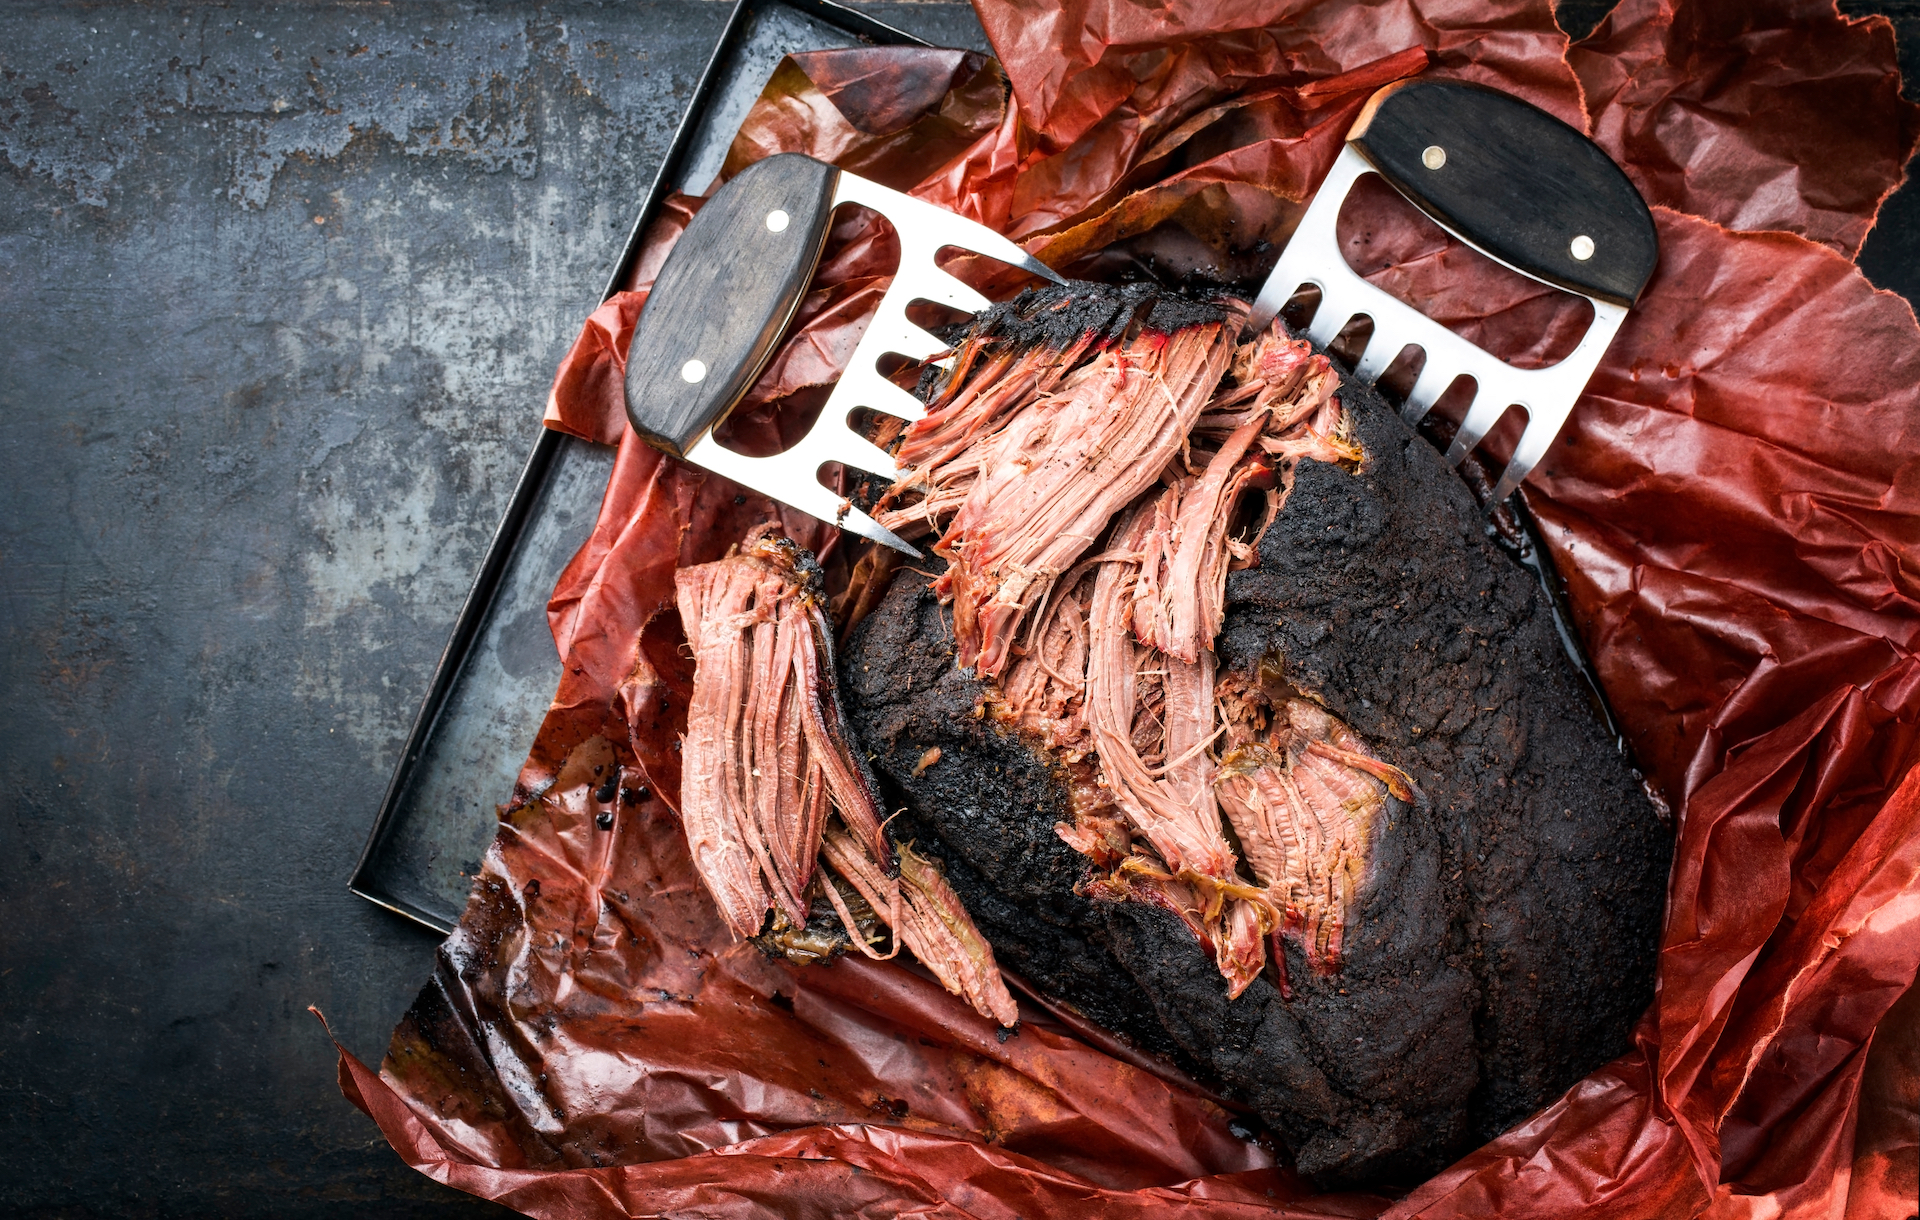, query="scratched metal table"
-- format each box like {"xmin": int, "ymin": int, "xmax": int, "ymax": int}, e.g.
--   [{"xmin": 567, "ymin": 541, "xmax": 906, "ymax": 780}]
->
[{"xmin": 0, "ymin": 2, "xmax": 1912, "ymax": 1216}]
